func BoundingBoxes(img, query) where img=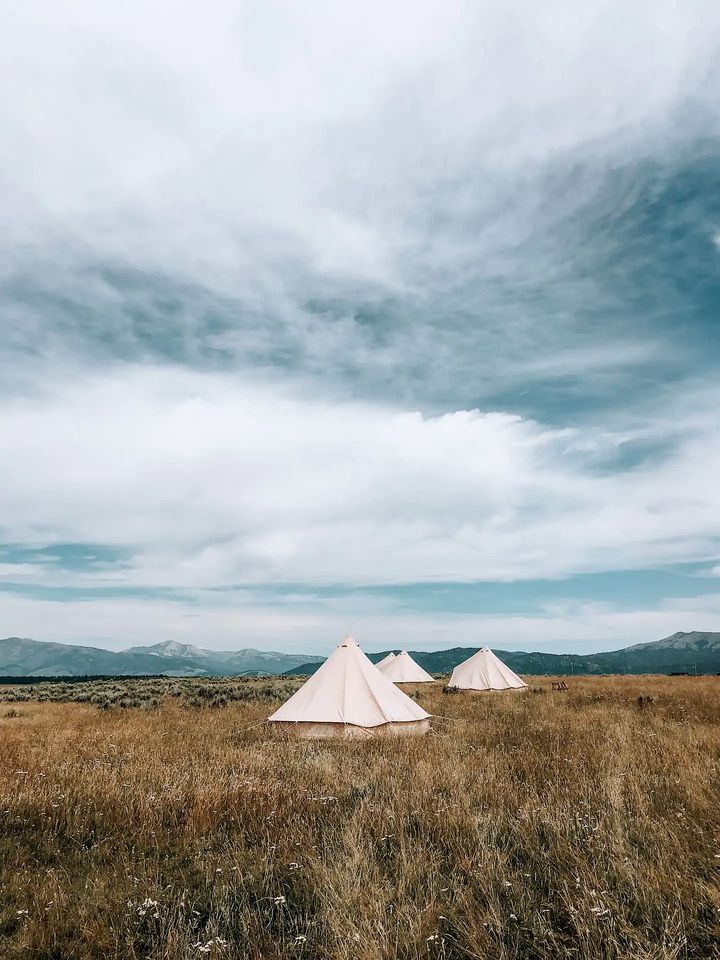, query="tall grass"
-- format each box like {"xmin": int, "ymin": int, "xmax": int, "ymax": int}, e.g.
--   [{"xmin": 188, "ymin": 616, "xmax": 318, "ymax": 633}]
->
[{"xmin": 1, "ymin": 675, "xmax": 719, "ymax": 959}]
